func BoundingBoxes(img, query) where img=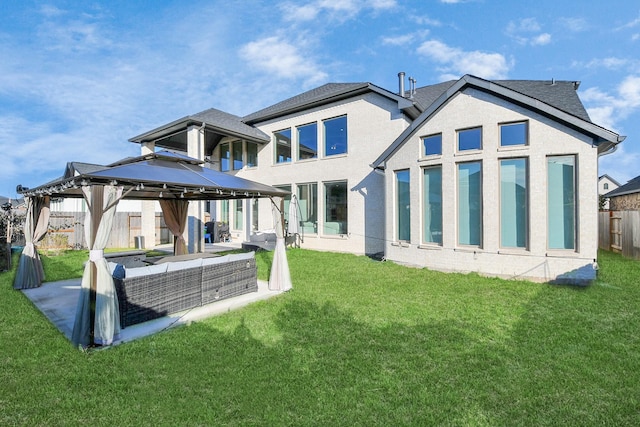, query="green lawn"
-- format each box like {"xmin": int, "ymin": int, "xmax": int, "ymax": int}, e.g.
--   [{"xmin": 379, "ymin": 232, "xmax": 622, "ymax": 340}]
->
[{"xmin": 1, "ymin": 249, "xmax": 639, "ymax": 426}]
